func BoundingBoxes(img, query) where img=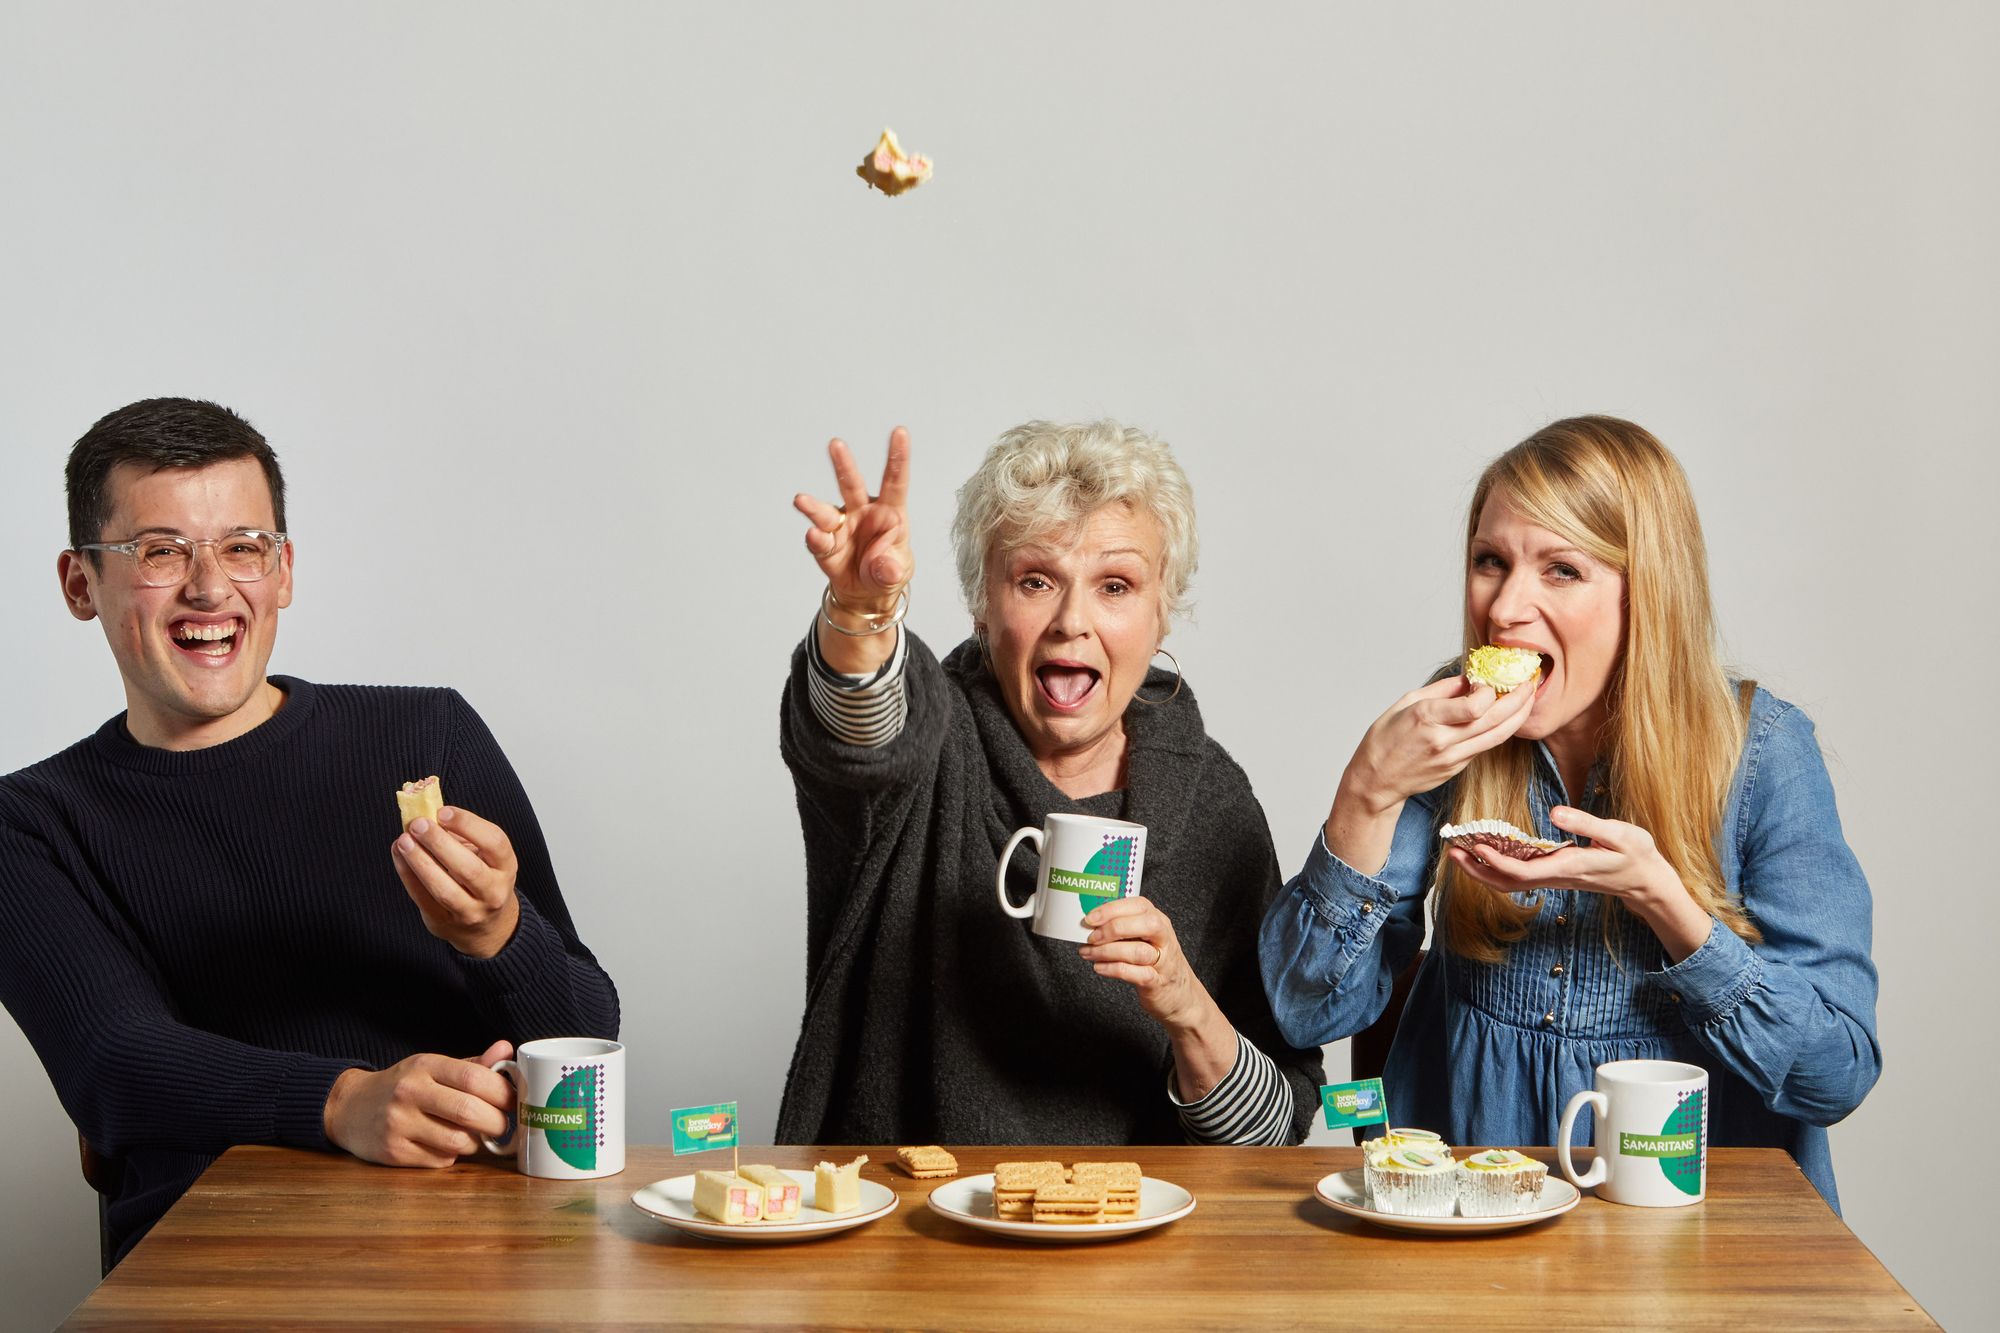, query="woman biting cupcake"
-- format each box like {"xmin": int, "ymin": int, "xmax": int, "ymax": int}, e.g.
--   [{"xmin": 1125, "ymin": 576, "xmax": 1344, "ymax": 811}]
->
[{"xmin": 1258, "ymin": 415, "xmax": 1879, "ymax": 1211}]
